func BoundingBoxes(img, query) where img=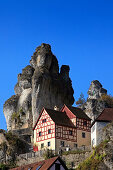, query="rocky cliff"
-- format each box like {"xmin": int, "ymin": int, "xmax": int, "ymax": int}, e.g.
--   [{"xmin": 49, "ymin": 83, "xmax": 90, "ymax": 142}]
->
[
  {"xmin": 0, "ymin": 130, "xmax": 30, "ymax": 165},
  {"xmin": 84, "ymin": 80, "xmax": 108, "ymax": 121},
  {"xmin": 3, "ymin": 43, "xmax": 74, "ymax": 130}
]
